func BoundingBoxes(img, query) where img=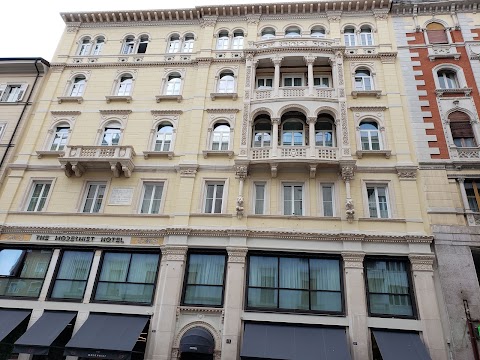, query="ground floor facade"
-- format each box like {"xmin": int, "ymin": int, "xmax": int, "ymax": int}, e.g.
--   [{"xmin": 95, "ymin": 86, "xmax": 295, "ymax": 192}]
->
[{"xmin": 0, "ymin": 228, "xmax": 447, "ymax": 360}]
